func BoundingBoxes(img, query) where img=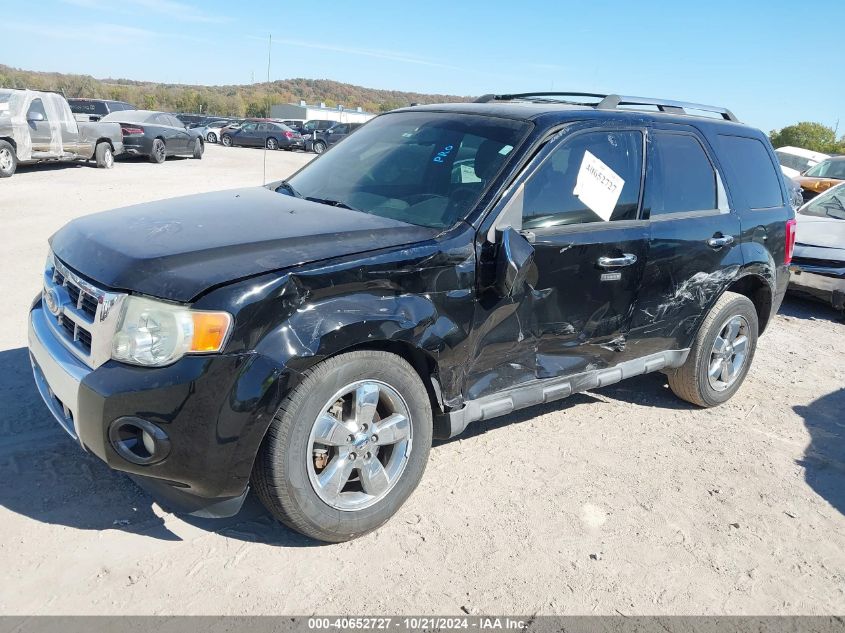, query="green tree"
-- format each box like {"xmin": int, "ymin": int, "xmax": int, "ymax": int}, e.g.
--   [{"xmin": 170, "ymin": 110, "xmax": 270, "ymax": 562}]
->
[{"xmin": 770, "ymin": 122, "xmax": 840, "ymax": 153}]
